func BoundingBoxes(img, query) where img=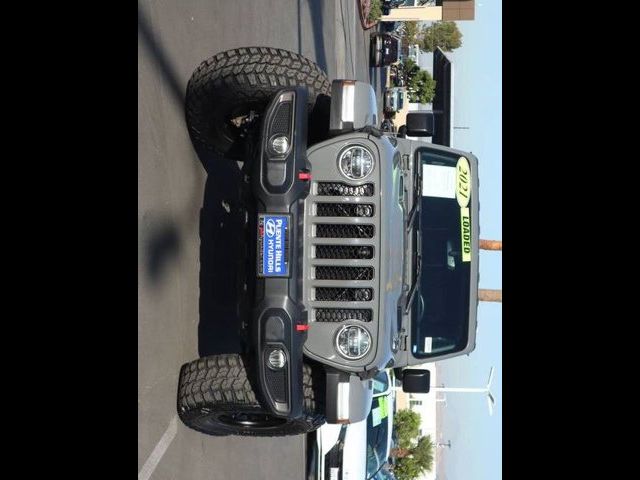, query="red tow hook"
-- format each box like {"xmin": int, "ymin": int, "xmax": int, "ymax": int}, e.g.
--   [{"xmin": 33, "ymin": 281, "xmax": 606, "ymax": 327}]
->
[
  {"xmin": 298, "ymin": 170, "xmax": 311, "ymax": 181},
  {"xmin": 296, "ymin": 324, "xmax": 309, "ymax": 332}
]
